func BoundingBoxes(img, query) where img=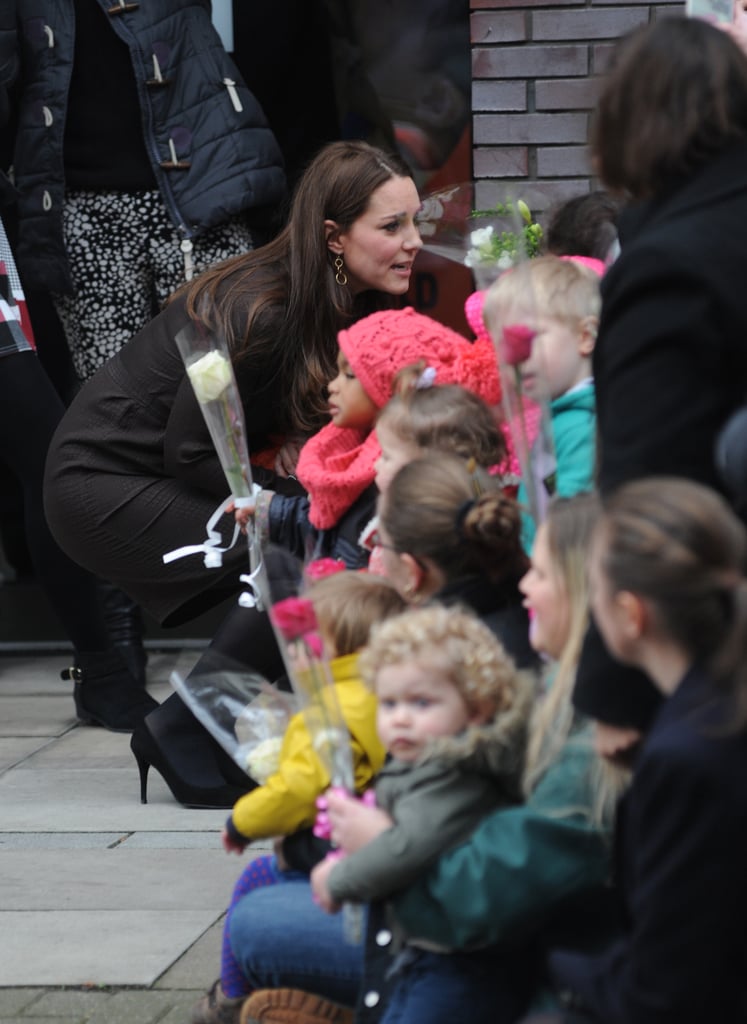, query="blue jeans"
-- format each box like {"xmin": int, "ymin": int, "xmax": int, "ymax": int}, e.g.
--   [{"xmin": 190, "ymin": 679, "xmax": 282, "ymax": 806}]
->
[
  {"xmin": 380, "ymin": 947, "xmax": 530, "ymax": 1024},
  {"xmin": 228, "ymin": 876, "xmax": 365, "ymax": 1006}
]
